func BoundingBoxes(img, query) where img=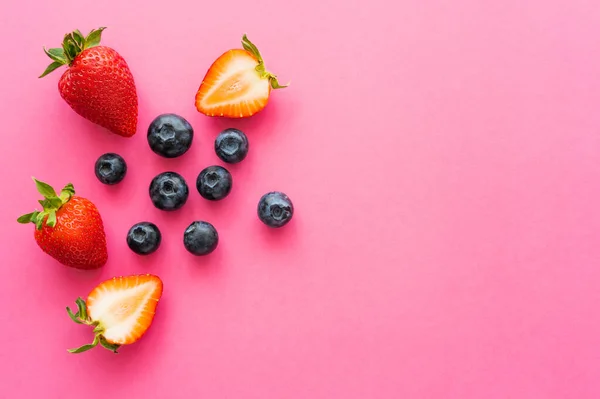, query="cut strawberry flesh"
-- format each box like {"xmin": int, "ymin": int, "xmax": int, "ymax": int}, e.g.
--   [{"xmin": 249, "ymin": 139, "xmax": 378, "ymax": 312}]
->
[
  {"xmin": 86, "ymin": 274, "xmax": 163, "ymax": 345},
  {"xmin": 195, "ymin": 49, "xmax": 270, "ymax": 118}
]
